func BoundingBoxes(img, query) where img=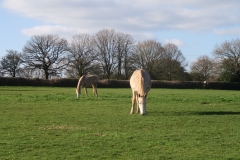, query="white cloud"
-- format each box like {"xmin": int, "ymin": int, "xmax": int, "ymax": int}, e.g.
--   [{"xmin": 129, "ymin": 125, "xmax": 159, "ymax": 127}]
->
[
  {"xmin": 2, "ymin": 0, "xmax": 240, "ymax": 38},
  {"xmin": 164, "ymin": 39, "xmax": 185, "ymax": 47},
  {"xmin": 213, "ymin": 28, "xmax": 240, "ymax": 35},
  {"xmin": 22, "ymin": 25, "xmax": 74, "ymax": 35},
  {"xmin": 21, "ymin": 25, "xmax": 86, "ymax": 40},
  {"xmin": 21, "ymin": 25, "xmax": 83, "ymax": 40},
  {"xmin": 21, "ymin": 25, "xmax": 157, "ymax": 43}
]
